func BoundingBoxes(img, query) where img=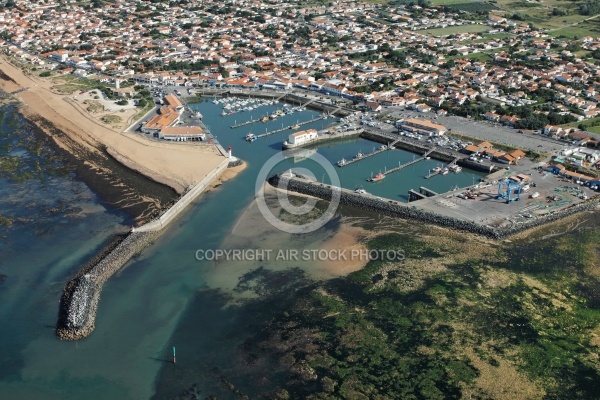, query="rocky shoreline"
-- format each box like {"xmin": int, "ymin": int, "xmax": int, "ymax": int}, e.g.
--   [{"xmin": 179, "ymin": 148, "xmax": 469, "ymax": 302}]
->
[
  {"xmin": 25, "ymin": 111, "xmax": 178, "ymax": 225},
  {"xmin": 269, "ymin": 173, "xmax": 600, "ymax": 240}
]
